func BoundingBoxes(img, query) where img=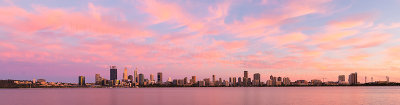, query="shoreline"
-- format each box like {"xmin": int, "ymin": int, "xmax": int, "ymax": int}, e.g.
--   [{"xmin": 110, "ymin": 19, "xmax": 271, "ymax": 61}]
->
[{"xmin": 2, "ymin": 85, "xmax": 400, "ymax": 89}]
